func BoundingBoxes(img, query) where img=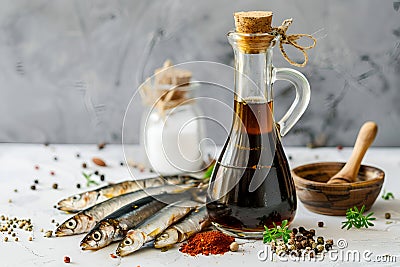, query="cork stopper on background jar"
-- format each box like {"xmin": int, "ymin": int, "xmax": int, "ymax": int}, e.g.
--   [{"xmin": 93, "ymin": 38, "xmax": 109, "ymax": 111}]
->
[{"xmin": 234, "ymin": 11, "xmax": 273, "ymax": 33}]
